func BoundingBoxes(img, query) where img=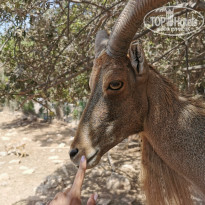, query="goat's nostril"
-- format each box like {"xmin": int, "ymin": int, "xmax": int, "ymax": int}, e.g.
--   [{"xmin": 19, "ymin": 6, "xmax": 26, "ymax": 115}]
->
[{"xmin": 69, "ymin": 148, "xmax": 79, "ymax": 158}]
